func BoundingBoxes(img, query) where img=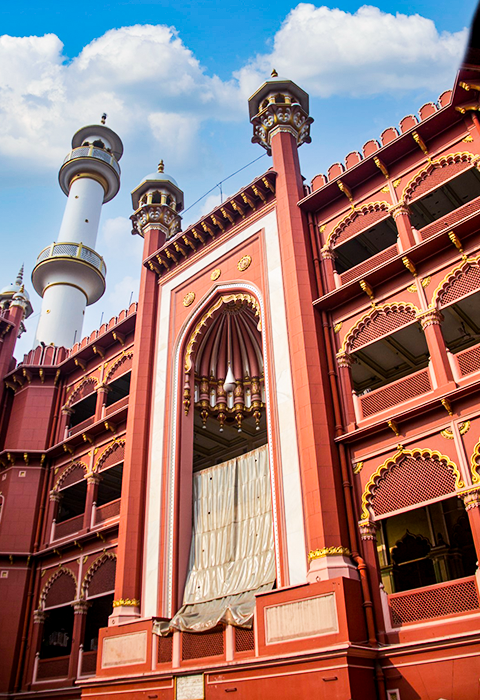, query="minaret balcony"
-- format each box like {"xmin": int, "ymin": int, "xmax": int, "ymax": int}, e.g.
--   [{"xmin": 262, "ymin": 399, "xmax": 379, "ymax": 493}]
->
[
  {"xmin": 32, "ymin": 242, "xmax": 106, "ymax": 304},
  {"xmin": 59, "ymin": 145, "xmax": 121, "ymax": 202}
]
